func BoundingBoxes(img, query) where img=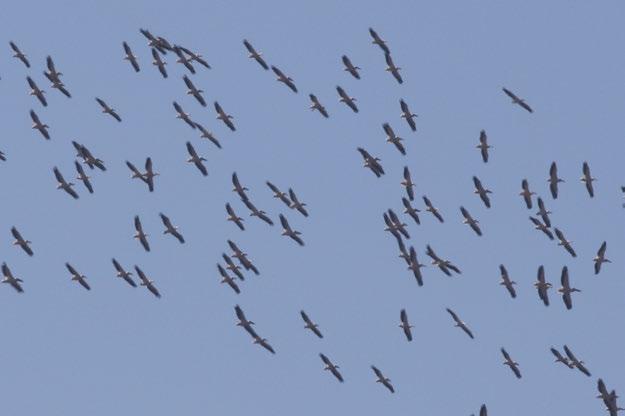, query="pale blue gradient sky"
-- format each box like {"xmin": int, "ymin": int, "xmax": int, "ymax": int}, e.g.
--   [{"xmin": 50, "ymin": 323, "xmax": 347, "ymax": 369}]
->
[{"xmin": 0, "ymin": 1, "xmax": 624, "ymax": 415}]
